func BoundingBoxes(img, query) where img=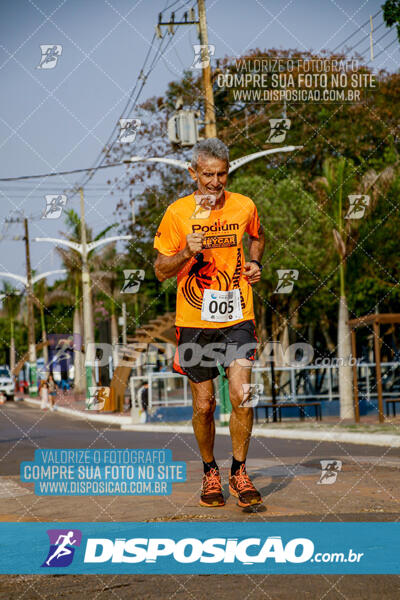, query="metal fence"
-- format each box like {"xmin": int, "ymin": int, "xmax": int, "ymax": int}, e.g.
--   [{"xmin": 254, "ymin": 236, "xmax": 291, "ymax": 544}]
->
[
  {"xmin": 253, "ymin": 361, "xmax": 400, "ymax": 404},
  {"xmin": 129, "ymin": 361, "xmax": 400, "ymax": 410}
]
